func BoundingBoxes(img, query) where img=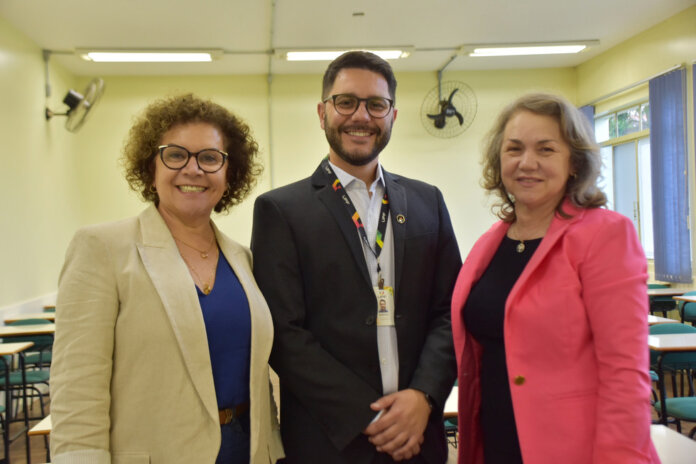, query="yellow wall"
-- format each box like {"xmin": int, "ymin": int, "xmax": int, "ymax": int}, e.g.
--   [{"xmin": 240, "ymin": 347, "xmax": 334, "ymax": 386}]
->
[
  {"xmin": 1, "ymin": 6, "xmax": 694, "ymax": 307},
  {"xmin": 0, "ymin": 16, "xmax": 79, "ymax": 305}
]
